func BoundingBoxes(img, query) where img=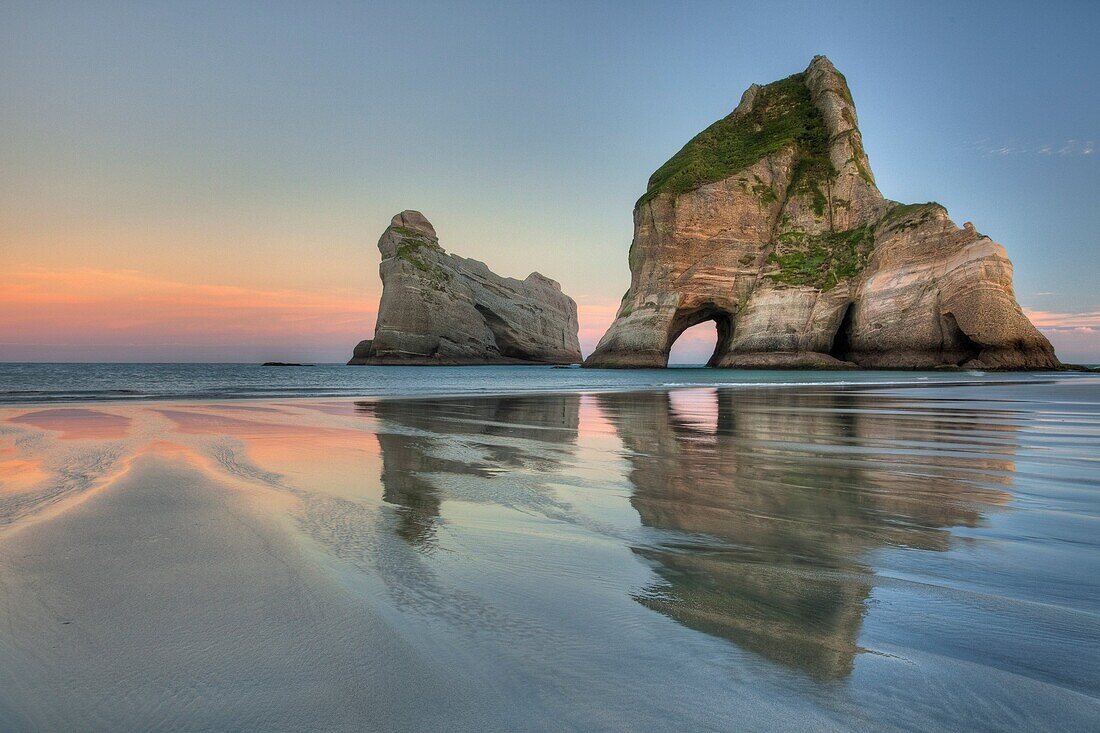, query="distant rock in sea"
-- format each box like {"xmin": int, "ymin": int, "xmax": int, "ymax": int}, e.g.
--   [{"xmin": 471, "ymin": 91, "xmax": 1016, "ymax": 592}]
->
[
  {"xmin": 349, "ymin": 210, "xmax": 582, "ymax": 365},
  {"xmin": 585, "ymin": 56, "xmax": 1059, "ymax": 370}
]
